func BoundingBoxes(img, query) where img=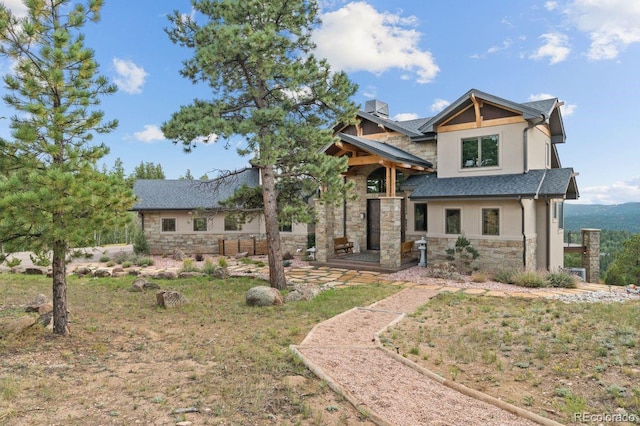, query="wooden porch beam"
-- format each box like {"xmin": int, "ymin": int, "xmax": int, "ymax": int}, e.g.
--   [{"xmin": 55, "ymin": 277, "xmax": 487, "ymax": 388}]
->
[
  {"xmin": 470, "ymin": 93, "xmax": 482, "ymax": 127},
  {"xmin": 348, "ymin": 155, "xmax": 384, "ymax": 166}
]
